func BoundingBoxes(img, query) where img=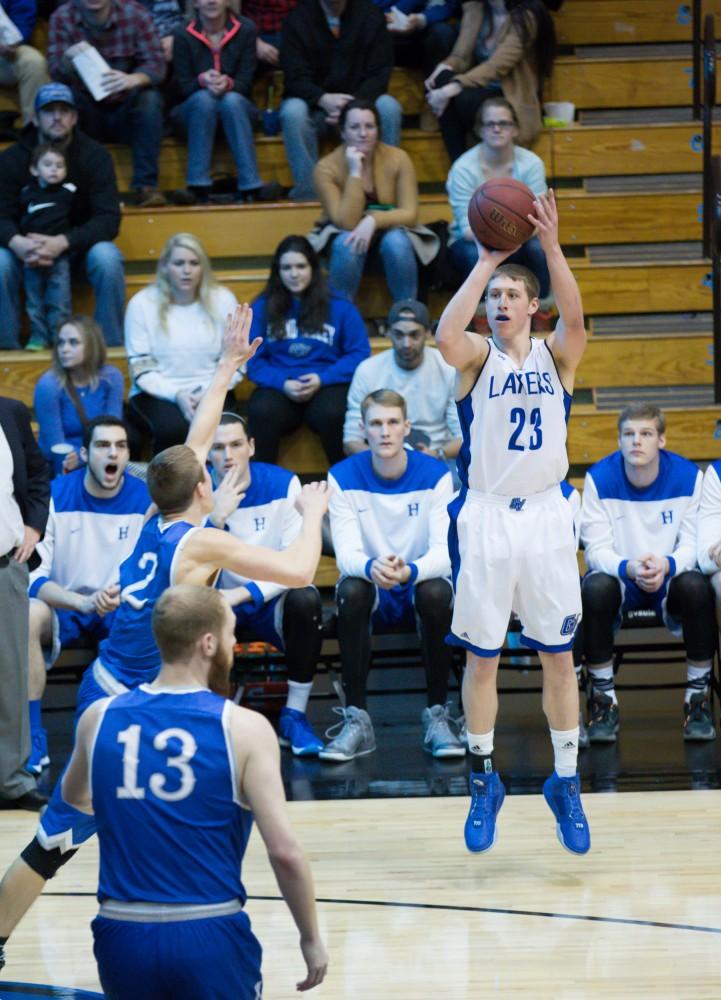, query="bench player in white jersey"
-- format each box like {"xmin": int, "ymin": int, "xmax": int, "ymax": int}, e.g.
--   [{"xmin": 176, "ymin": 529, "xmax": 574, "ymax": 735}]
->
[
  {"xmin": 435, "ymin": 190, "xmax": 591, "ymax": 855},
  {"xmin": 0, "ymin": 305, "xmax": 331, "ymax": 969},
  {"xmin": 62, "ymin": 584, "xmax": 328, "ymax": 998},
  {"xmin": 26, "ymin": 416, "xmax": 149, "ymax": 774},
  {"xmin": 207, "ymin": 412, "xmax": 326, "ymax": 756}
]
